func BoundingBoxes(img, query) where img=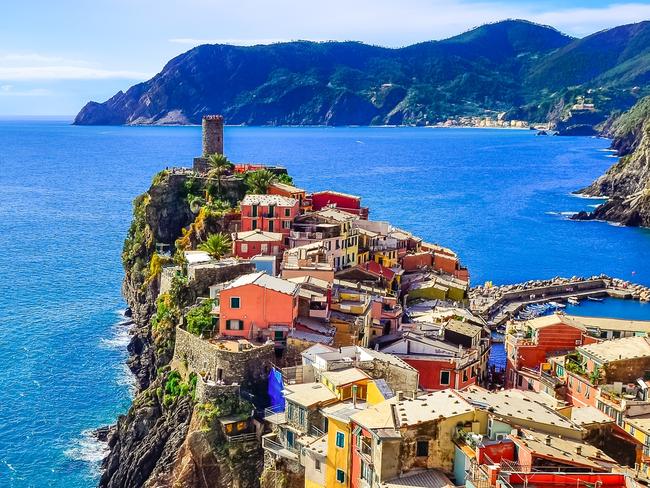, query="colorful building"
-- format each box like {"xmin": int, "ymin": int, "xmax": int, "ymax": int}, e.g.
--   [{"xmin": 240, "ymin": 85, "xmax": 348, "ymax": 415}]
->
[
  {"xmin": 268, "ymin": 181, "xmax": 312, "ymax": 213},
  {"xmin": 240, "ymin": 194, "xmax": 299, "ymax": 235},
  {"xmin": 311, "ymin": 190, "xmax": 369, "ymax": 219},
  {"xmin": 231, "ymin": 229, "xmax": 284, "ymax": 259},
  {"xmin": 217, "ymin": 271, "xmax": 299, "ymax": 342}
]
